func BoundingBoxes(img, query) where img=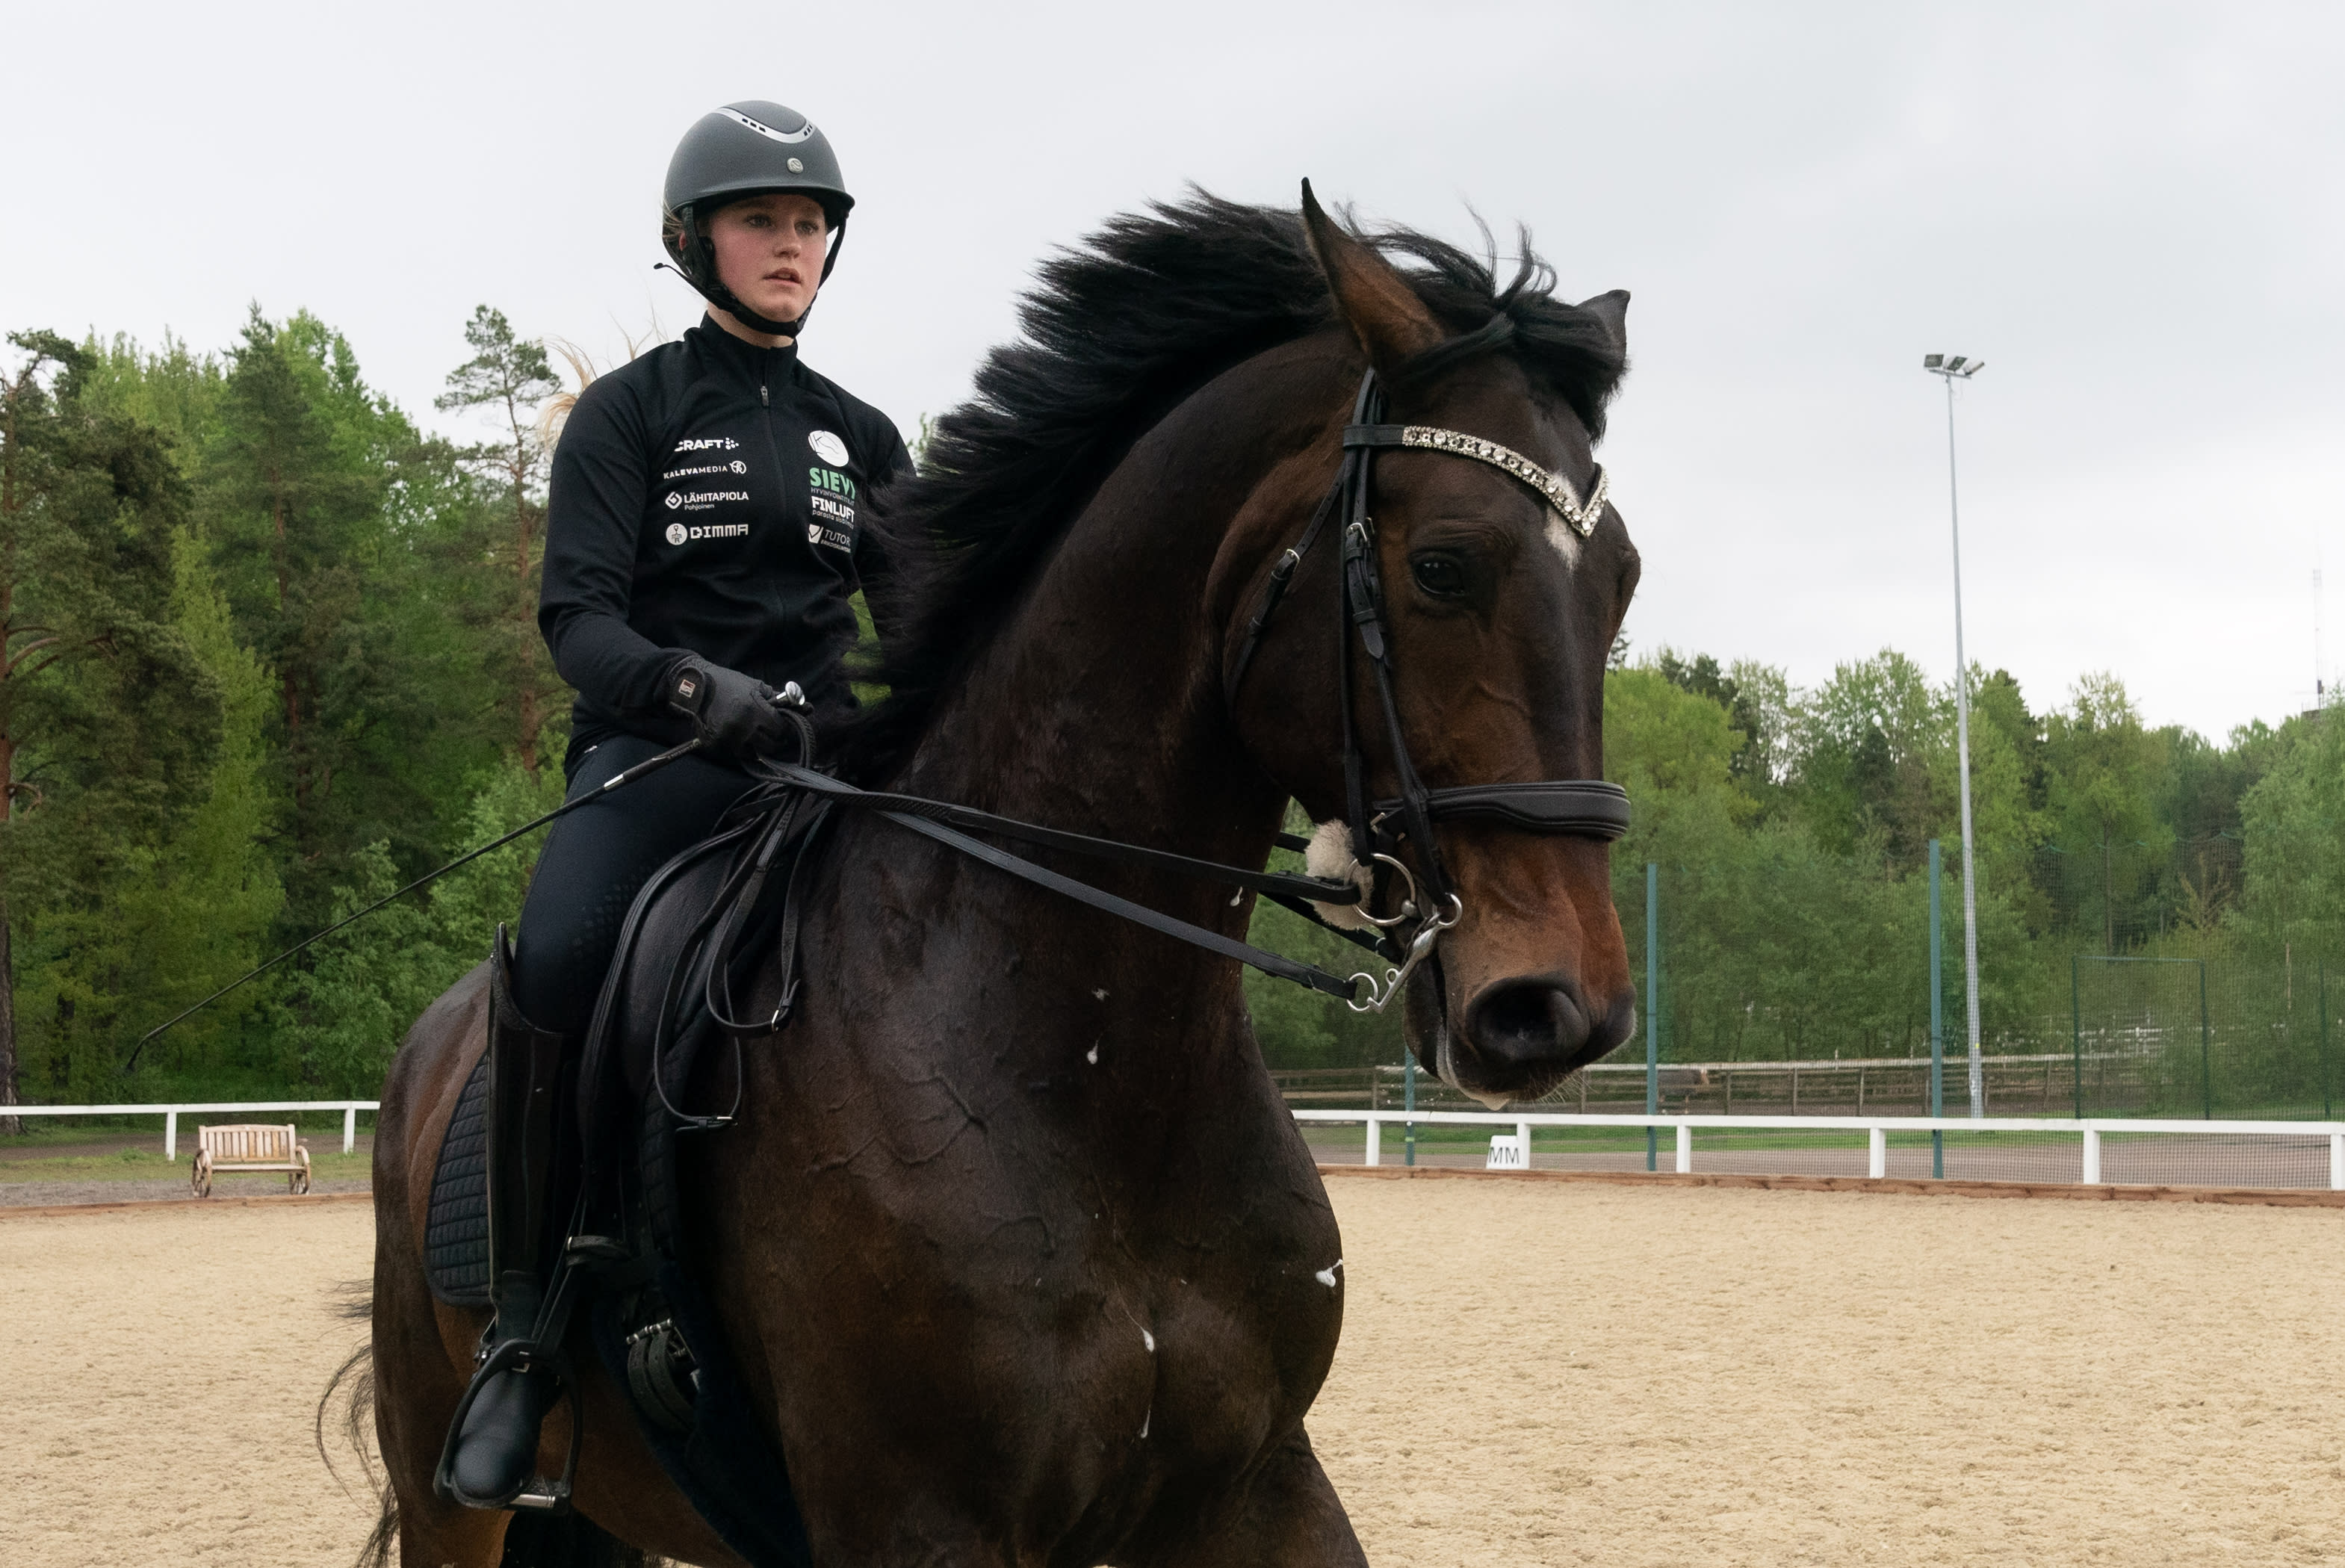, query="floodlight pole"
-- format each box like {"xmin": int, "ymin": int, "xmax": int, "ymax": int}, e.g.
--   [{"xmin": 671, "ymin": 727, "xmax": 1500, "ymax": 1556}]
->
[{"xmin": 1925, "ymin": 356, "xmax": 1986, "ymax": 1118}]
